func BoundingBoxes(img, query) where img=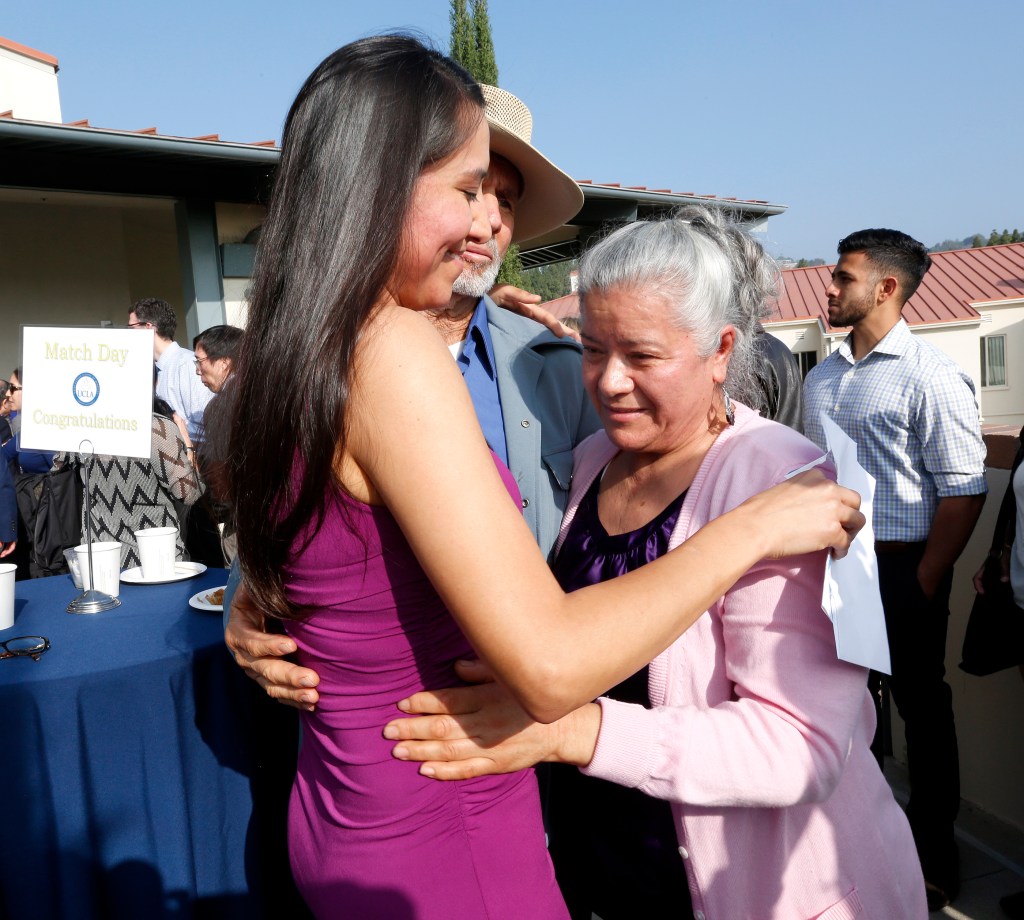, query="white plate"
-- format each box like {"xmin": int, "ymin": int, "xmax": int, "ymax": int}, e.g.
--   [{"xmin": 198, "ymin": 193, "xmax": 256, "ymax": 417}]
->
[
  {"xmin": 189, "ymin": 586, "xmax": 226, "ymax": 612},
  {"xmin": 120, "ymin": 562, "xmax": 208, "ymax": 585}
]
